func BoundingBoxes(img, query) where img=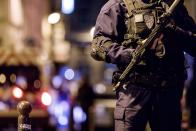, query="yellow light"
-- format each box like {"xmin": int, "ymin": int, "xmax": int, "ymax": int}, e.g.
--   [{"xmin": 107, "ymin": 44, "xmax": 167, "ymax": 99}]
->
[
  {"xmin": 34, "ymin": 80, "xmax": 41, "ymax": 89},
  {"xmin": 10, "ymin": 74, "xmax": 16, "ymax": 83},
  {"xmin": 48, "ymin": 12, "xmax": 61, "ymax": 24},
  {"xmin": 41, "ymin": 92, "xmax": 52, "ymax": 106},
  {"xmin": 90, "ymin": 26, "xmax": 95, "ymax": 38},
  {"xmin": 0, "ymin": 74, "xmax": 6, "ymax": 84},
  {"xmin": 12, "ymin": 86, "xmax": 23, "ymax": 99},
  {"xmin": 9, "ymin": 0, "xmax": 23, "ymax": 26}
]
